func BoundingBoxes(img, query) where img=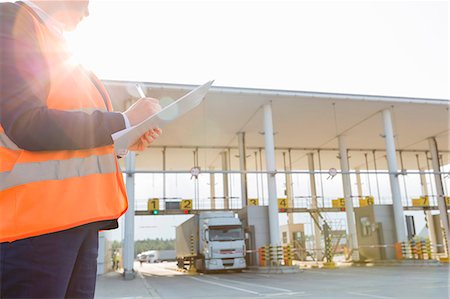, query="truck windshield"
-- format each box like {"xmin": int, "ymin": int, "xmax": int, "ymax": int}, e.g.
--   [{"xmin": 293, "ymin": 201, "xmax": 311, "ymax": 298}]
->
[{"xmin": 209, "ymin": 225, "xmax": 243, "ymax": 241}]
